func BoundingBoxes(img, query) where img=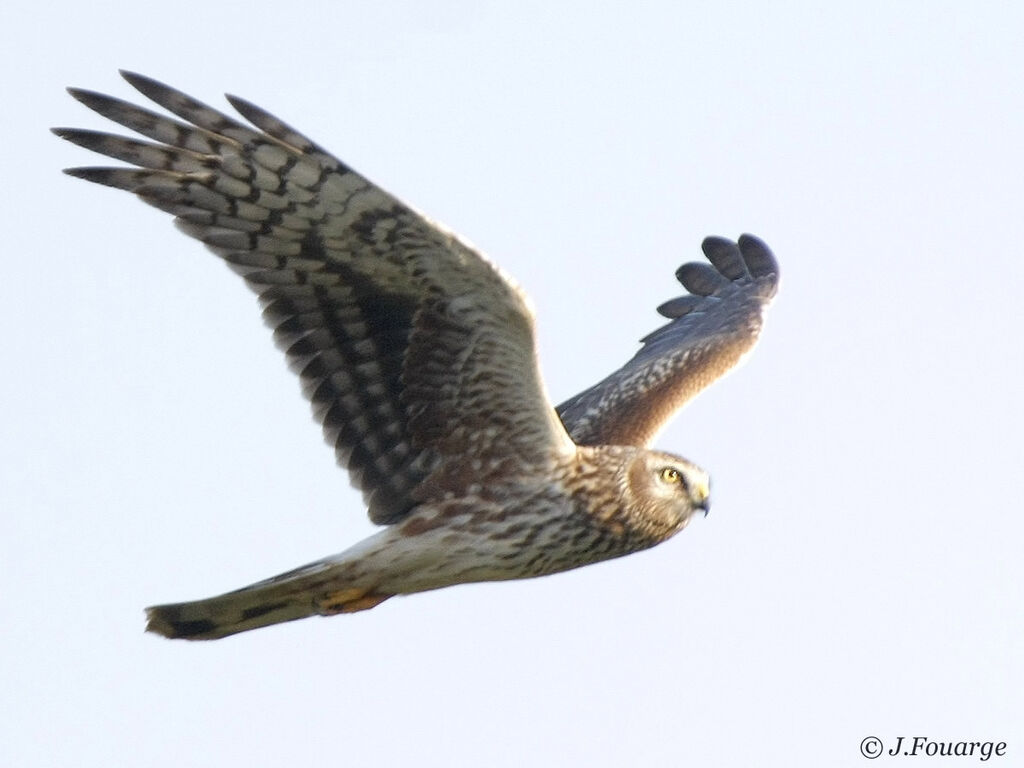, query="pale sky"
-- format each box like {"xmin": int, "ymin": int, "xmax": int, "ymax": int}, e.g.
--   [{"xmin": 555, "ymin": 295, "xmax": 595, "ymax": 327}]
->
[{"xmin": 3, "ymin": 2, "xmax": 1021, "ymax": 766}]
